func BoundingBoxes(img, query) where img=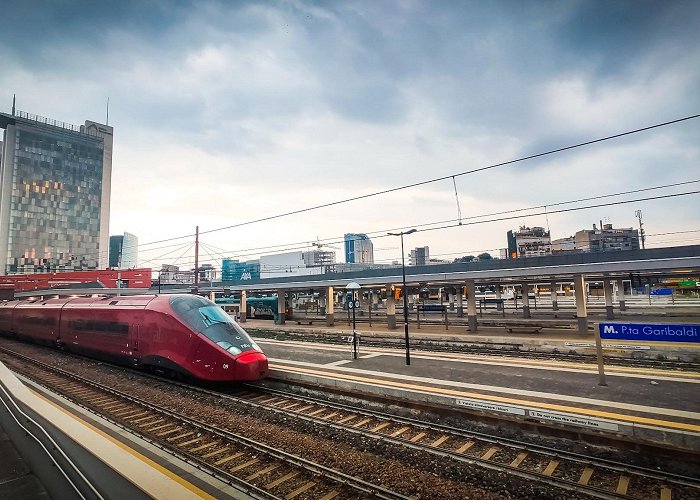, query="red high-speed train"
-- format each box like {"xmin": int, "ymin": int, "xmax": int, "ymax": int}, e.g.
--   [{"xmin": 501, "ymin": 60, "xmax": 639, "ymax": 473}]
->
[{"xmin": 0, "ymin": 294, "xmax": 268, "ymax": 382}]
